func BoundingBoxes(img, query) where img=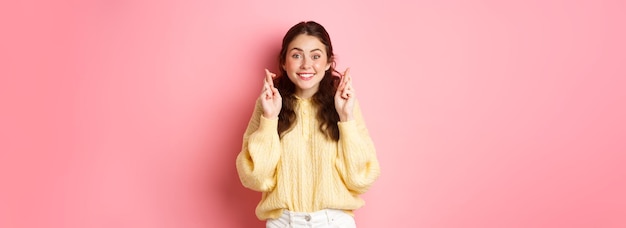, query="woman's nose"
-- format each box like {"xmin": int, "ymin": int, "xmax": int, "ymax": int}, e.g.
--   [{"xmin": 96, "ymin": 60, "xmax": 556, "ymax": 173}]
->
[{"xmin": 300, "ymin": 56, "xmax": 312, "ymax": 69}]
